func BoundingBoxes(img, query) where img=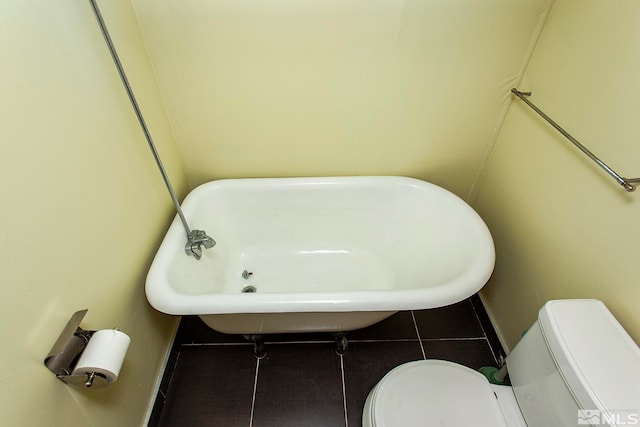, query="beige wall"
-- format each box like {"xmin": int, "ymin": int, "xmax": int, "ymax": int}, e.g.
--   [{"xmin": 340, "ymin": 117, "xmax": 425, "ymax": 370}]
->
[
  {"xmin": 6, "ymin": 0, "xmax": 639, "ymax": 424},
  {"xmin": 133, "ymin": 0, "xmax": 552, "ymax": 197},
  {"xmin": 474, "ymin": 0, "xmax": 640, "ymax": 350},
  {"xmin": 0, "ymin": 0, "xmax": 184, "ymax": 425}
]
